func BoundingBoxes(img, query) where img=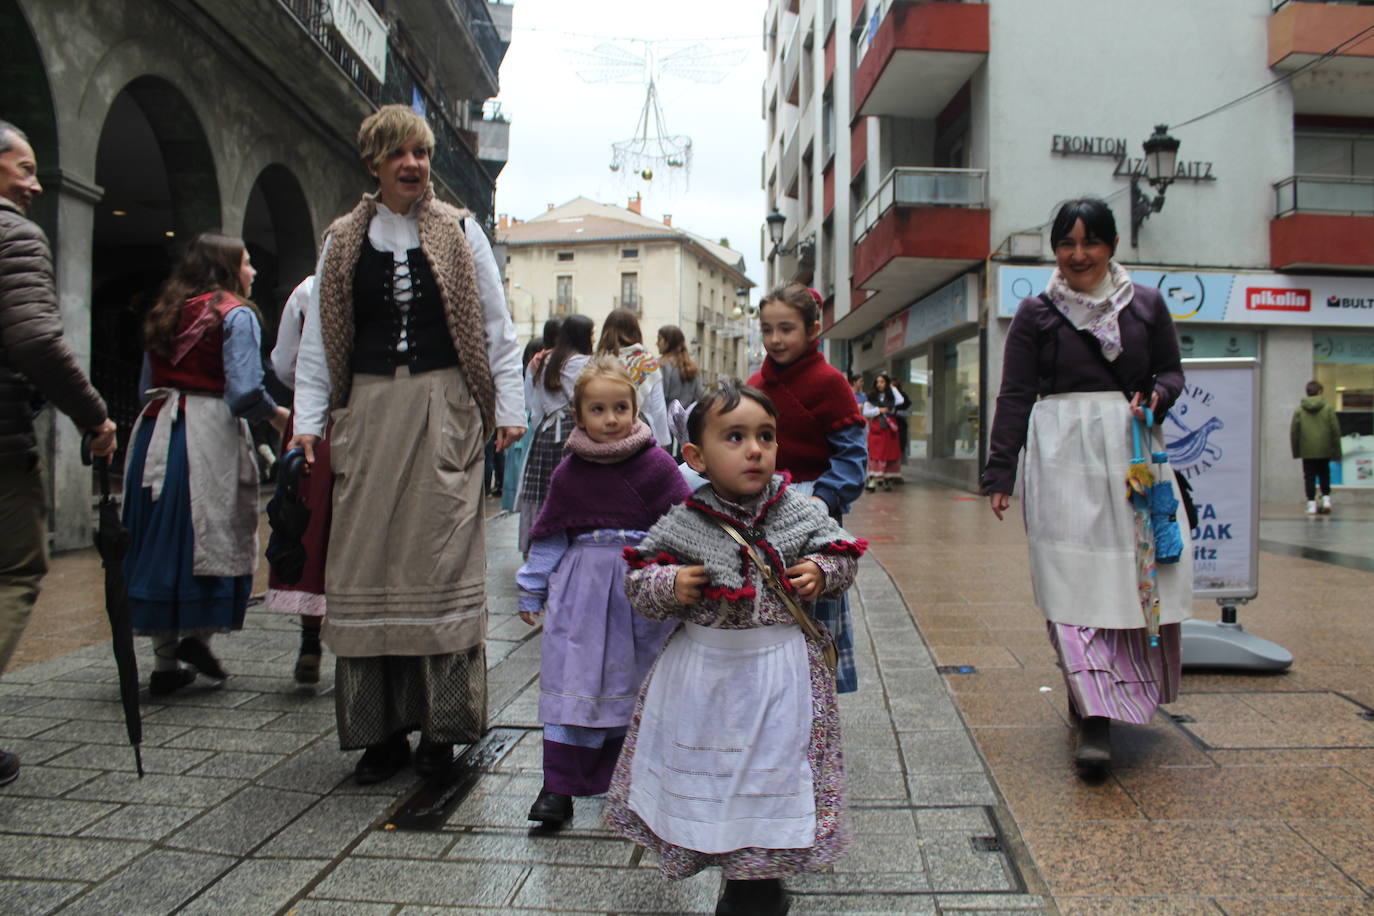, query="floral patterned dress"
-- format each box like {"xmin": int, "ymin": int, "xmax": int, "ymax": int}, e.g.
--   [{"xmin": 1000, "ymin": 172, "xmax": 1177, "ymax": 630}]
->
[{"xmin": 604, "ymin": 482, "xmax": 862, "ymax": 880}]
